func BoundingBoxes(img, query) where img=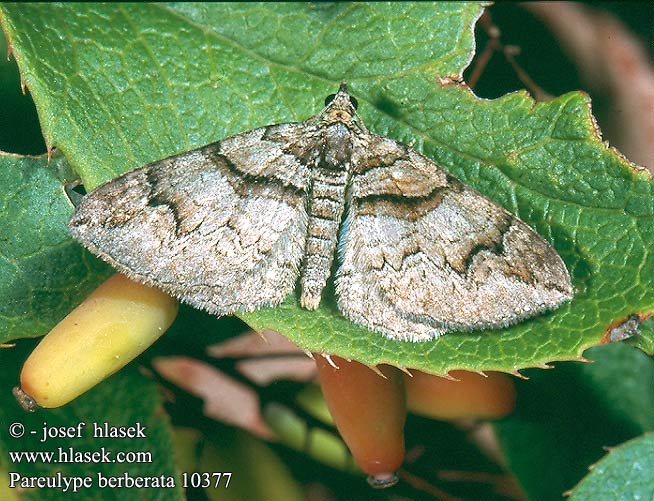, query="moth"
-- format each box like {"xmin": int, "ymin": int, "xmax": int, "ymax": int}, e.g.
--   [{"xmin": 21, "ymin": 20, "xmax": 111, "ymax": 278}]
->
[{"xmin": 69, "ymin": 83, "xmax": 573, "ymax": 342}]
